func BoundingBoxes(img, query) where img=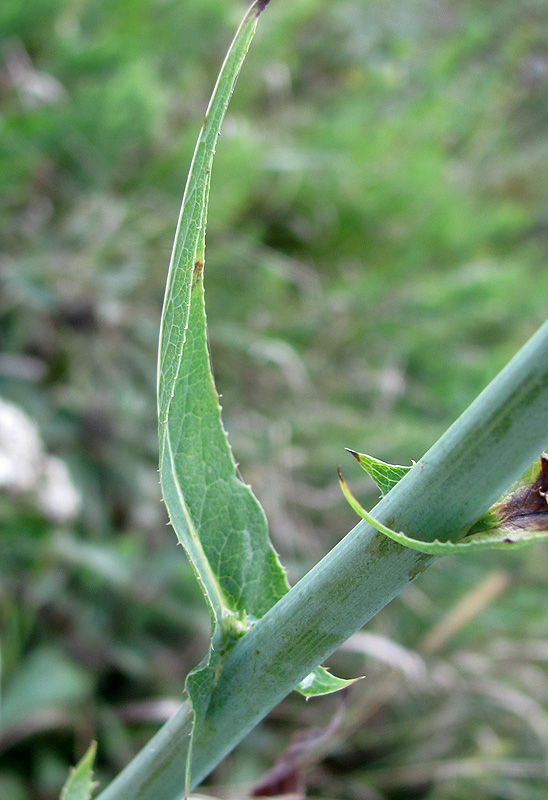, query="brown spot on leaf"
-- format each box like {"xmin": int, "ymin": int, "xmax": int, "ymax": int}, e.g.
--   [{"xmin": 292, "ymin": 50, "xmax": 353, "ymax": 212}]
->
[
  {"xmin": 194, "ymin": 259, "xmax": 204, "ymax": 274},
  {"xmin": 255, "ymin": 0, "xmax": 271, "ymax": 15}
]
